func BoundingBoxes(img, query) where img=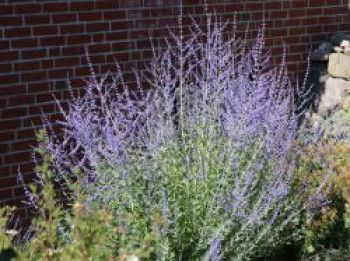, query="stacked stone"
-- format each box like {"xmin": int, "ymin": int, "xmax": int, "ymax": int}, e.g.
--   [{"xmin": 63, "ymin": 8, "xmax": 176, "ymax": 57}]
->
[
  {"xmin": 310, "ymin": 32, "xmax": 350, "ymax": 116},
  {"xmin": 309, "ymin": 33, "xmax": 350, "ymax": 146}
]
